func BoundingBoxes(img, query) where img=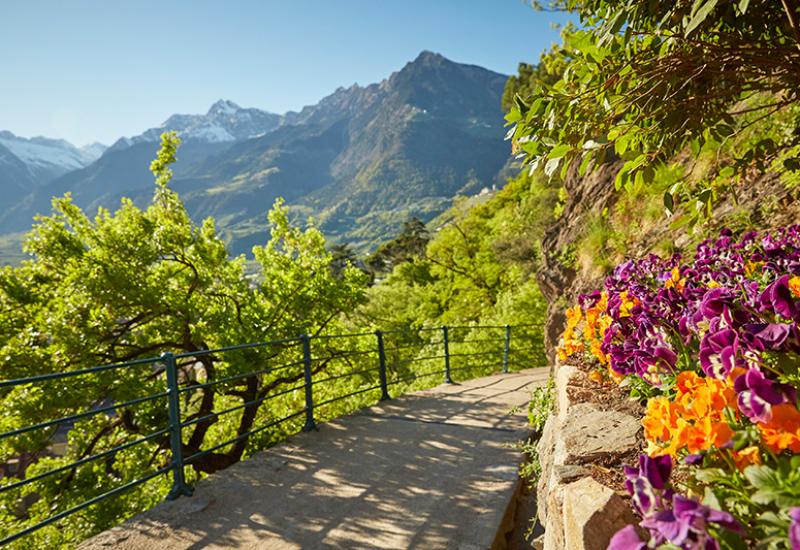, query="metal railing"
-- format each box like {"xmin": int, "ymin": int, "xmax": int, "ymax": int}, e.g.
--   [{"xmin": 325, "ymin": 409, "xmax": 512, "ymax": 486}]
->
[{"xmin": 0, "ymin": 323, "xmax": 544, "ymax": 547}]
